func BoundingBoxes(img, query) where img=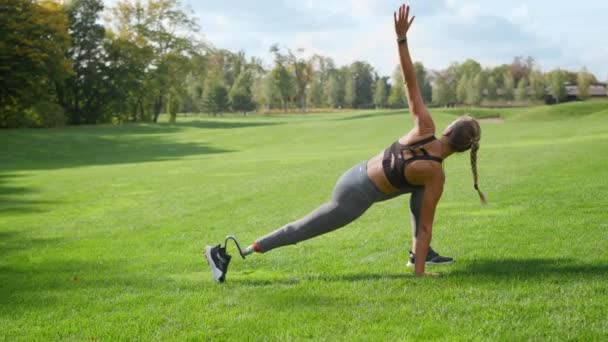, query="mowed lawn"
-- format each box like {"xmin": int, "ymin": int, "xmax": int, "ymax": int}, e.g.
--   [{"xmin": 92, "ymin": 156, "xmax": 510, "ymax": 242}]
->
[{"xmin": 1, "ymin": 101, "xmax": 607, "ymax": 340}]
